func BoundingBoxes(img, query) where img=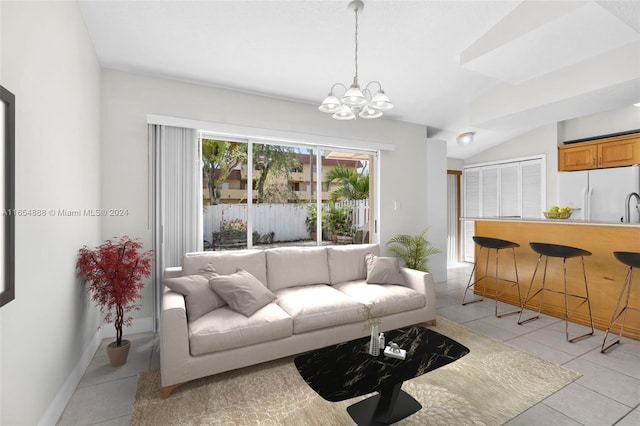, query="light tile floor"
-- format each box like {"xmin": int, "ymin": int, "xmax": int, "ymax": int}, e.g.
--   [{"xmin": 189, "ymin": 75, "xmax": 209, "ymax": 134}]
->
[{"xmin": 57, "ymin": 263, "xmax": 640, "ymax": 425}]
